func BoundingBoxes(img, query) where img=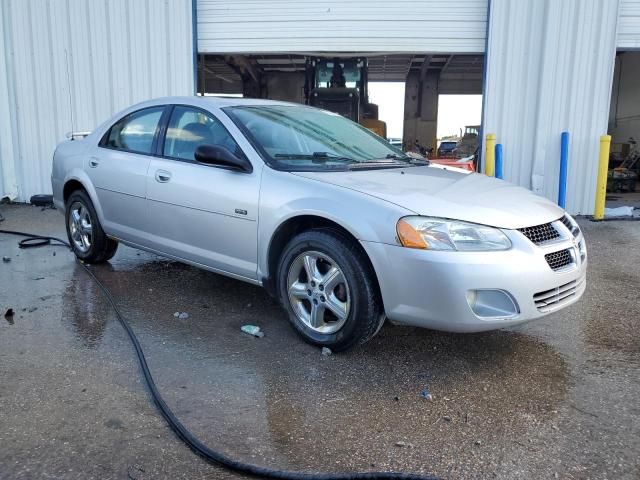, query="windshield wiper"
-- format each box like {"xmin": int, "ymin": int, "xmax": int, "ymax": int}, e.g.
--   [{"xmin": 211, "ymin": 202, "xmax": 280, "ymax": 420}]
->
[
  {"xmin": 274, "ymin": 152, "xmax": 355, "ymax": 163},
  {"xmin": 385, "ymin": 153, "xmax": 430, "ymax": 166}
]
